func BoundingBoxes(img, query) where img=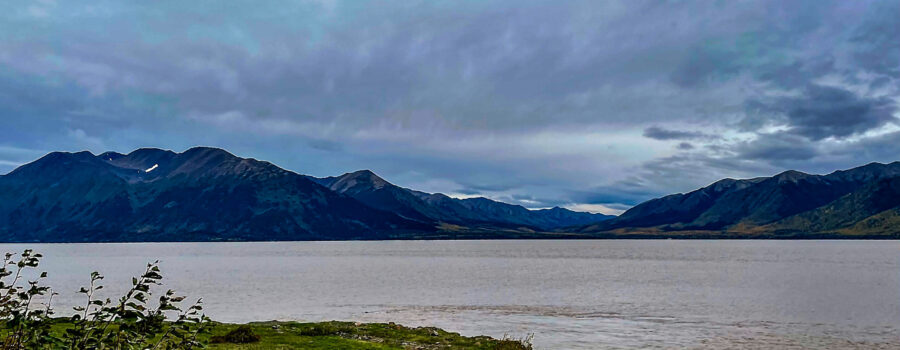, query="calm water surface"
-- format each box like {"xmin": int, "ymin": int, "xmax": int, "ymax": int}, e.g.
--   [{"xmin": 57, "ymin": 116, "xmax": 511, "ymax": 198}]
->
[{"xmin": 3, "ymin": 240, "xmax": 898, "ymax": 349}]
